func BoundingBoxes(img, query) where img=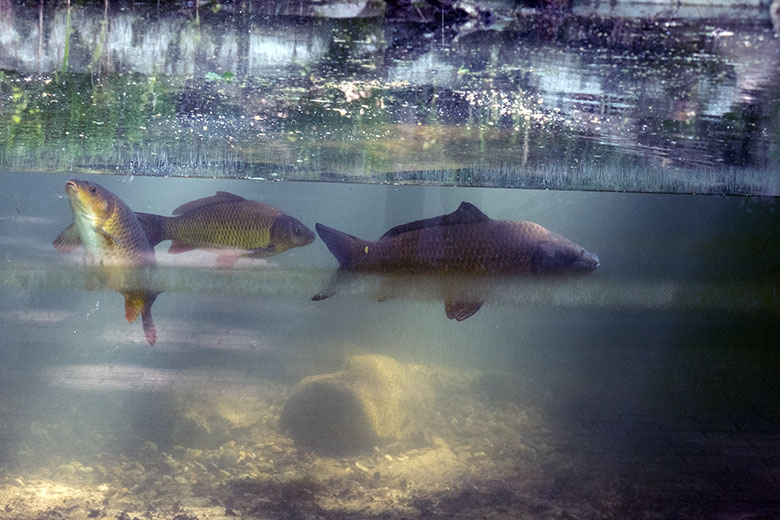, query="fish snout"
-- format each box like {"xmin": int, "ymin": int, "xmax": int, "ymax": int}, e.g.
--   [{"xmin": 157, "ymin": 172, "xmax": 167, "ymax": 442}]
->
[
  {"xmin": 580, "ymin": 250, "xmax": 600, "ymax": 271},
  {"xmin": 65, "ymin": 180, "xmax": 79, "ymax": 193},
  {"xmin": 301, "ymin": 225, "xmax": 316, "ymax": 245},
  {"xmin": 531, "ymin": 241, "xmax": 600, "ymax": 275}
]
